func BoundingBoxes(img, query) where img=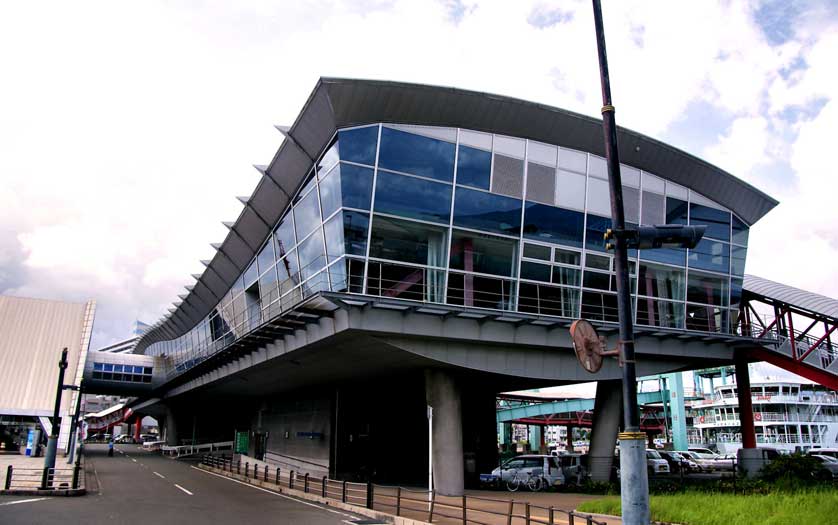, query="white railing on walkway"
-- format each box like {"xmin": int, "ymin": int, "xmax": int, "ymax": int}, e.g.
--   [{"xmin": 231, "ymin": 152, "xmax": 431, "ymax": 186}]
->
[{"xmin": 160, "ymin": 440, "xmax": 234, "ymax": 458}]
